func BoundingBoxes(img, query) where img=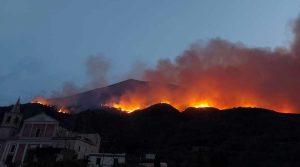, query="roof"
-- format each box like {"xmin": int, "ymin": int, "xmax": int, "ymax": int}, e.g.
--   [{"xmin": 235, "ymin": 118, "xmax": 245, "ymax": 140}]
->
[{"xmin": 24, "ymin": 113, "xmax": 58, "ymax": 123}]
